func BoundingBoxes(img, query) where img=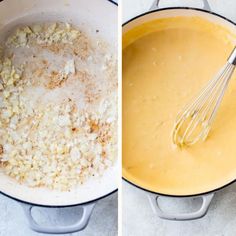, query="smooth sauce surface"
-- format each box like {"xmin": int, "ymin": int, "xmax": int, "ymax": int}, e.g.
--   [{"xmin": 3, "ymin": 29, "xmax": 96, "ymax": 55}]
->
[{"xmin": 123, "ymin": 16, "xmax": 236, "ymax": 195}]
